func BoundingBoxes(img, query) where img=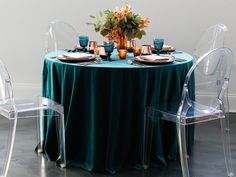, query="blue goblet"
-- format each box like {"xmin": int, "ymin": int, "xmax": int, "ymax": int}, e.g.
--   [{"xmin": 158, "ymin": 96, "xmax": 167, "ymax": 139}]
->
[
  {"xmin": 153, "ymin": 38, "xmax": 164, "ymax": 55},
  {"xmin": 79, "ymin": 35, "xmax": 89, "ymax": 52},
  {"xmin": 103, "ymin": 42, "xmax": 114, "ymax": 61}
]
